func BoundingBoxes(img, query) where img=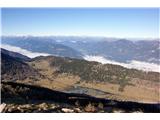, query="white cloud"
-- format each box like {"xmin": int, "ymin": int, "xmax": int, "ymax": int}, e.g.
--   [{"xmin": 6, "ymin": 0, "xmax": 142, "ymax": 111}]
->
[
  {"xmin": 56, "ymin": 40, "xmax": 62, "ymax": 43},
  {"xmin": 71, "ymin": 40, "xmax": 77, "ymax": 43},
  {"xmin": 83, "ymin": 55, "xmax": 160, "ymax": 73},
  {"xmin": 1, "ymin": 44, "xmax": 159, "ymax": 73},
  {"xmin": 1, "ymin": 44, "xmax": 51, "ymax": 58}
]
